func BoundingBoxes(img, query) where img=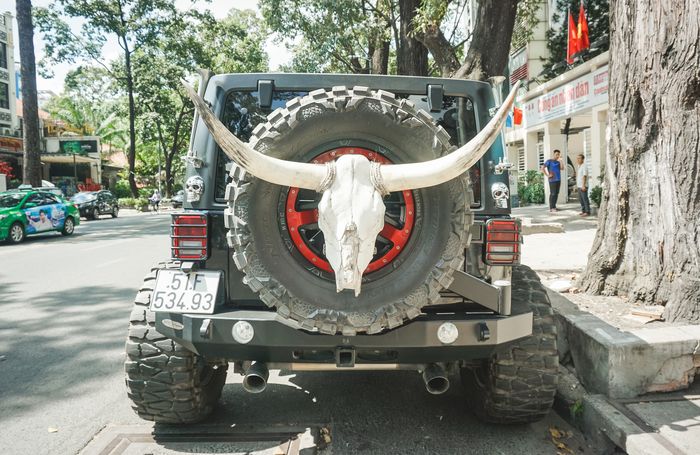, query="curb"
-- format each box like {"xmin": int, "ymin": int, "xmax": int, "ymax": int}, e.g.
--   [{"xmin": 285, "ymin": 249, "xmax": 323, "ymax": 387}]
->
[
  {"xmin": 555, "ymin": 367, "xmax": 679, "ymax": 455},
  {"xmin": 548, "ymin": 289, "xmax": 700, "ymax": 399}
]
